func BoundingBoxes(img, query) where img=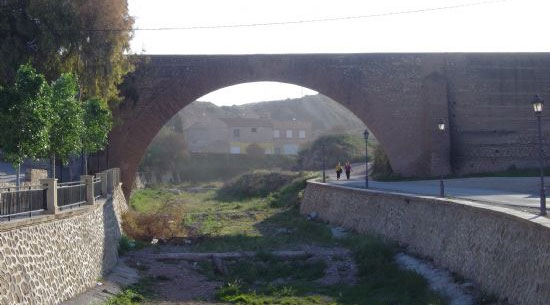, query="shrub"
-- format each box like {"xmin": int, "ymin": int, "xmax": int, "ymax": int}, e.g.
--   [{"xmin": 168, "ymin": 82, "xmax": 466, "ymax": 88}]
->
[
  {"xmin": 122, "ymin": 201, "xmax": 187, "ymax": 242},
  {"xmin": 245, "ymin": 143, "xmax": 264, "ymax": 156},
  {"xmin": 297, "ymin": 134, "xmax": 368, "ymax": 170},
  {"xmin": 370, "ymin": 145, "xmax": 394, "ymax": 179},
  {"xmin": 216, "ymin": 170, "xmax": 300, "ymax": 201}
]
